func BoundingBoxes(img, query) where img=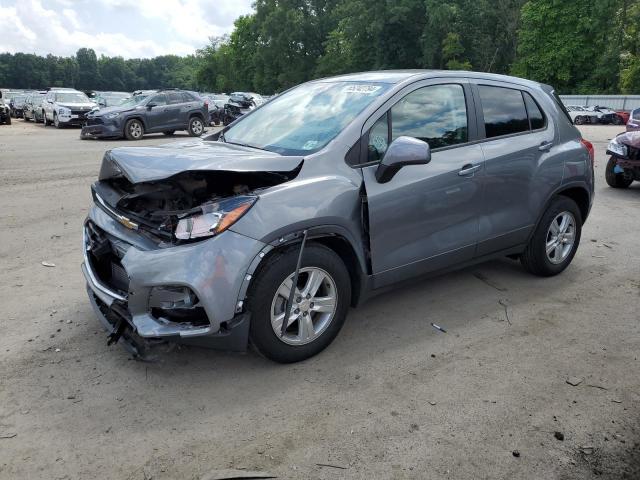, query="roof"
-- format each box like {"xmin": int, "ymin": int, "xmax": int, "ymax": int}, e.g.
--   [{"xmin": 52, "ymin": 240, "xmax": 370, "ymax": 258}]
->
[{"xmin": 314, "ymin": 70, "xmax": 543, "ymax": 88}]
